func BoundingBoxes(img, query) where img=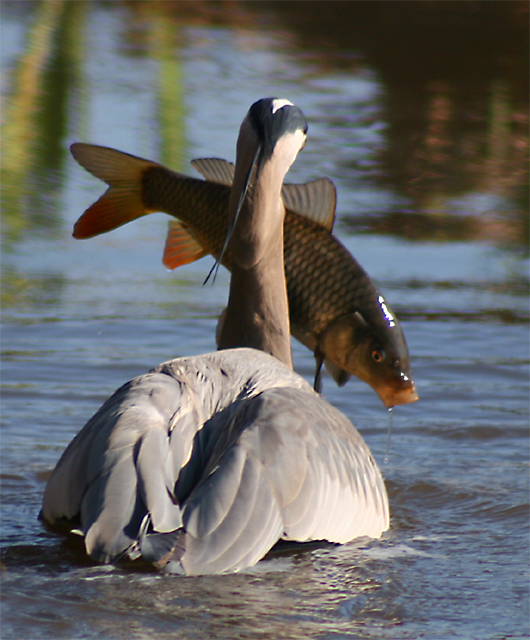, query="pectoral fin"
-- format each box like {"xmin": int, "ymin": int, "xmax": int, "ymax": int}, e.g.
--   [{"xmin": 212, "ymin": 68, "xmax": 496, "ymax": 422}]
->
[
  {"xmin": 323, "ymin": 359, "xmax": 351, "ymax": 387},
  {"xmin": 313, "ymin": 351, "xmax": 351, "ymax": 391}
]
